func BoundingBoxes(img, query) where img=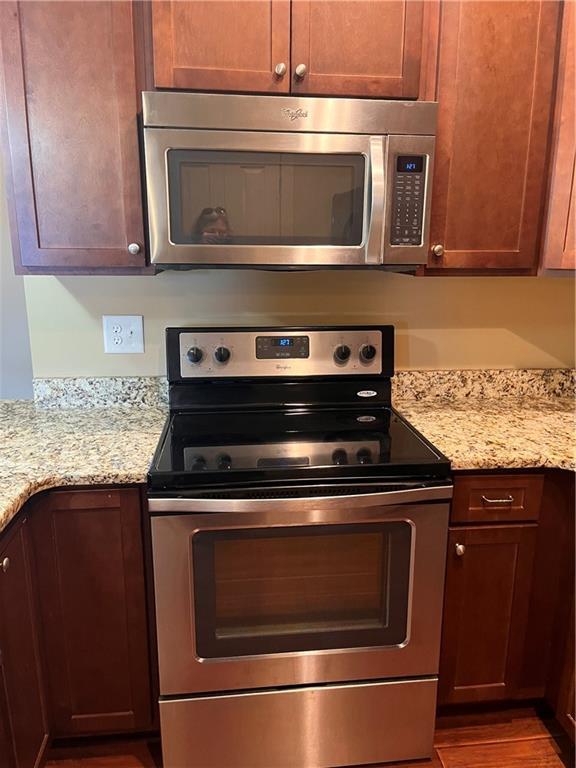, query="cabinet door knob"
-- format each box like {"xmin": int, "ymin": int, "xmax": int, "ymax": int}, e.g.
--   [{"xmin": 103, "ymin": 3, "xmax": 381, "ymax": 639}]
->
[
  {"xmin": 1, "ymin": 557, "xmax": 9, "ymax": 573},
  {"xmin": 455, "ymin": 543, "xmax": 466, "ymax": 557},
  {"xmin": 431, "ymin": 244, "xmax": 445, "ymax": 257},
  {"xmin": 128, "ymin": 242, "xmax": 141, "ymax": 255},
  {"xmin": 294, "ymin": 63, "xmax": 307, "ymax": 79},
  {"xmin": 274, "ymin": 62, "xmax": 287, "ymax": 77}
]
